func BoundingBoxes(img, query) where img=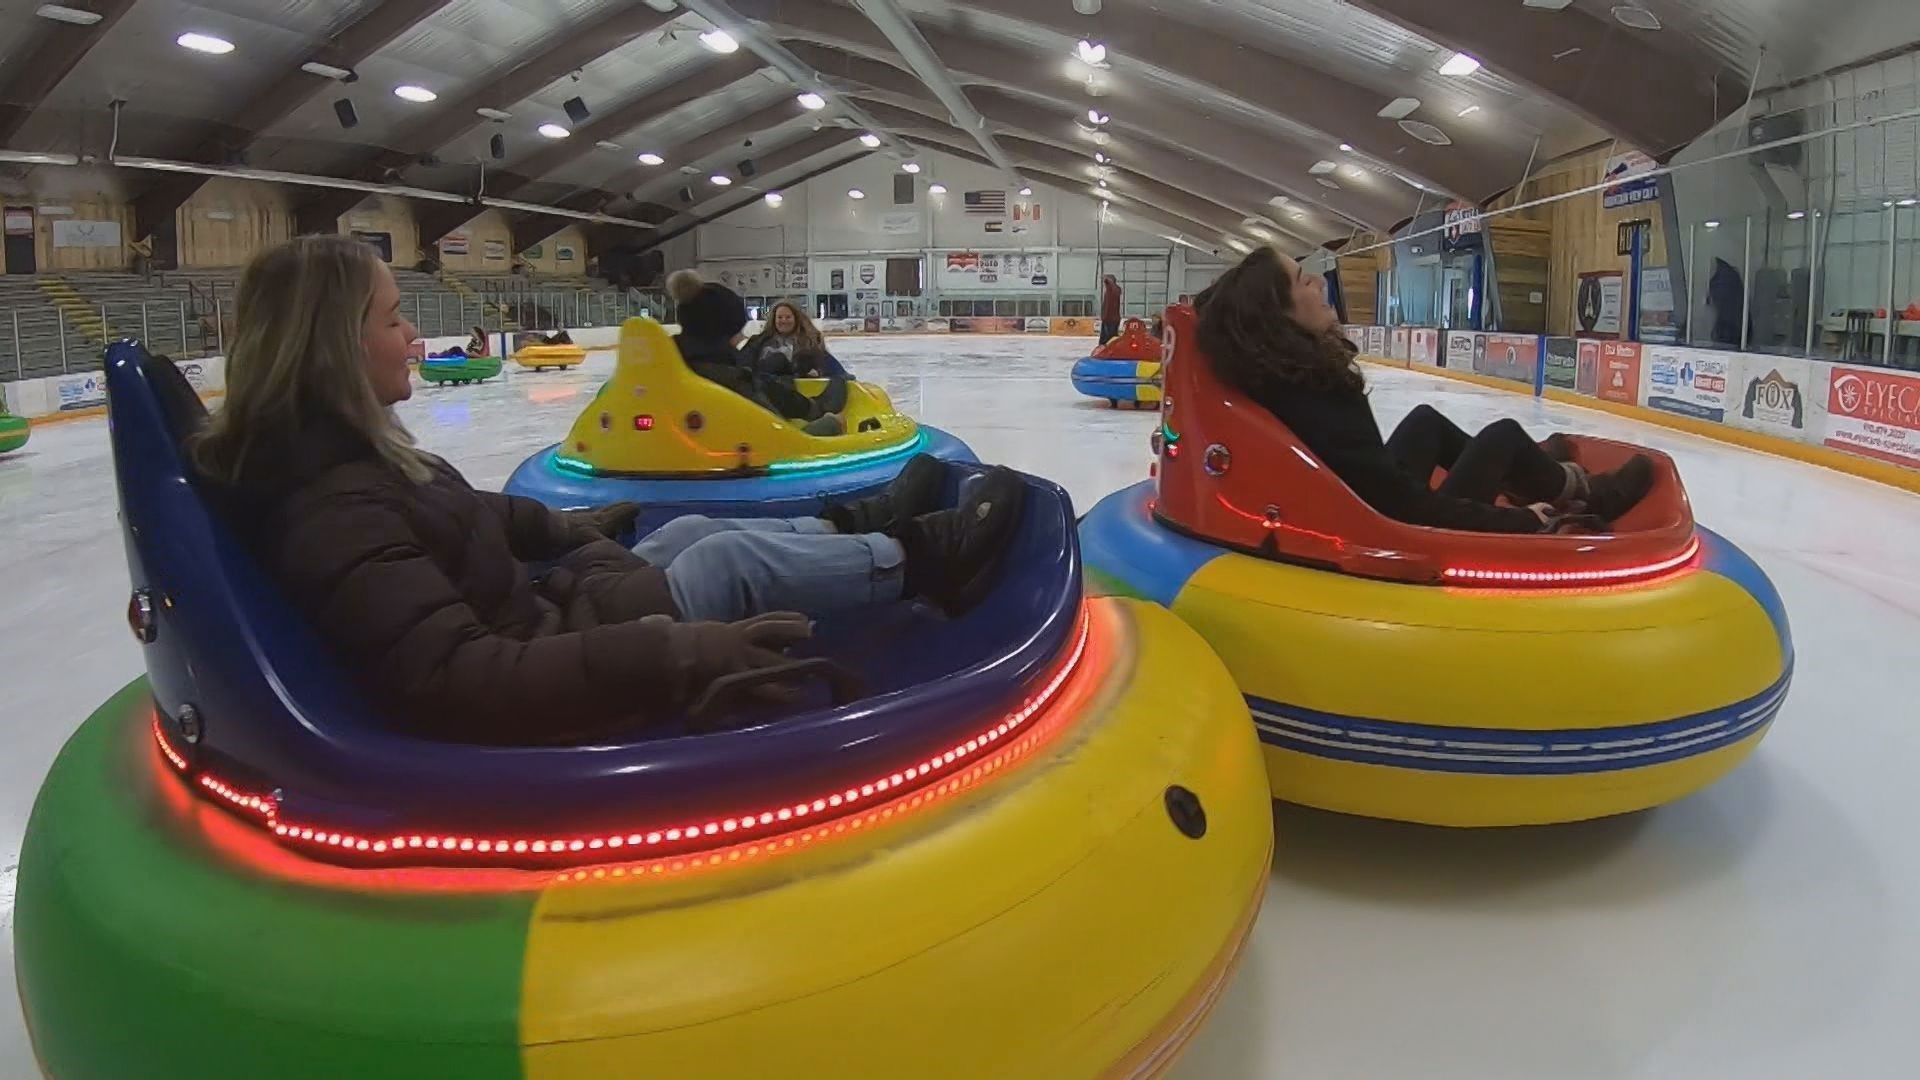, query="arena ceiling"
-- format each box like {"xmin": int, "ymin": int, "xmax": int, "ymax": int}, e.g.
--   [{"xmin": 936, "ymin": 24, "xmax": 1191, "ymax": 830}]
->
[{"xmin": 0, "ymin": 0, "xmax": 1858, "ymax": 254}]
